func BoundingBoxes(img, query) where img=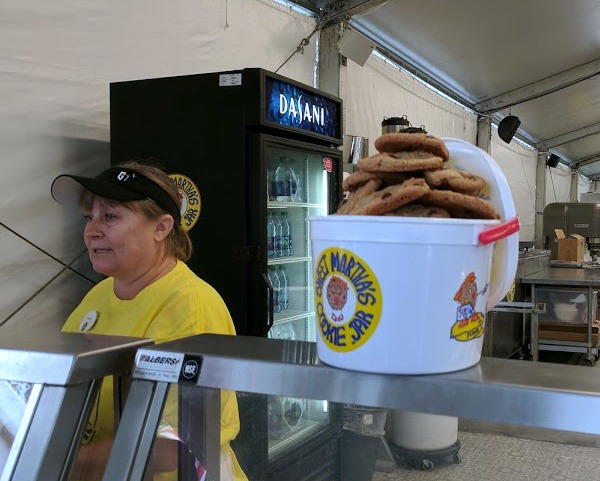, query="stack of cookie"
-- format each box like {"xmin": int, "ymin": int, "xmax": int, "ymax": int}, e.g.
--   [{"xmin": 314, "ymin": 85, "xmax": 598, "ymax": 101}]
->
[{"xmin": 337, "ymin": 133, "xmax": 499, "ymax": 219}]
